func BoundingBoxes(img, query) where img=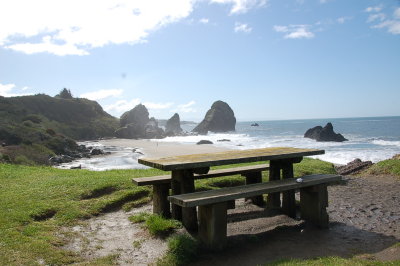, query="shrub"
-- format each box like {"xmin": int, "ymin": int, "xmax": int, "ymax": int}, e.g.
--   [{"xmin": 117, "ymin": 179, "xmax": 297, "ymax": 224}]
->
[
  {"xmin": 23, "ymin": 114, "xmax": 42, "ymax": 124},
  {"xmin": 14, "ymin": 155, "xmax": 35, "ymax": 165},
  {"xmin": 46, "ymin": 128, "xmax": 56, "ymax": 136}
]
